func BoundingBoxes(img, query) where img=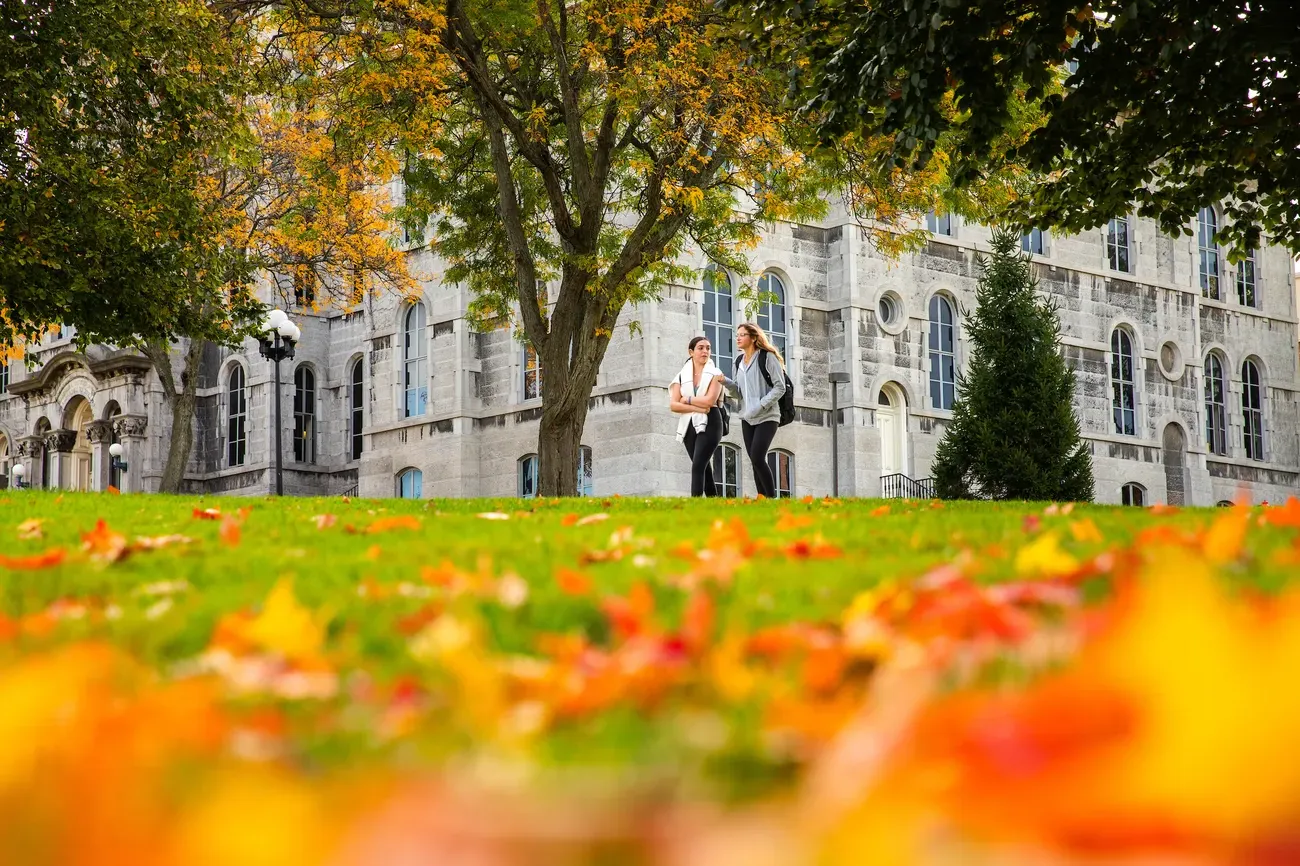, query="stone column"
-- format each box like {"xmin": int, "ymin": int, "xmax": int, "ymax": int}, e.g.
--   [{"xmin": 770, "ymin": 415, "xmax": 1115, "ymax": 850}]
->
[
  {"xmin": 44, "ymin": 429, "xmax": 77, "ymax": 490},
  {"xmin": 16, "ymin": 436, "xmax": 44, "ymax": 488},
  {"xmin": 85, "ymin": 420, "xmax": 114, "ymax": 491},
  {"xmin": 112, "ymin": 415, "xmax": 148, "ymax": 493}
]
